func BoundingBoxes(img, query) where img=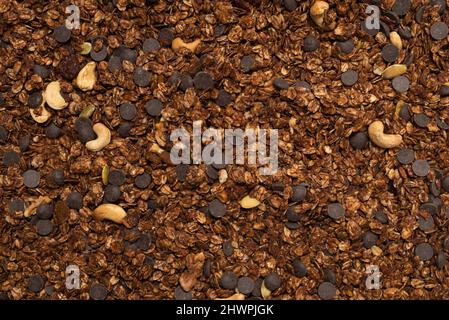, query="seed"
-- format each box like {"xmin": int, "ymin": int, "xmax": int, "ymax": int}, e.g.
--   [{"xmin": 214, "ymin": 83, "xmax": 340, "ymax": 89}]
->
[
  {"xmin": 240, "ymin": 195, "xmax": 261, "ymax": 209},
  {"xmin": 382, "ymin": 64, "xmax": 407, "ymax": 80}
]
